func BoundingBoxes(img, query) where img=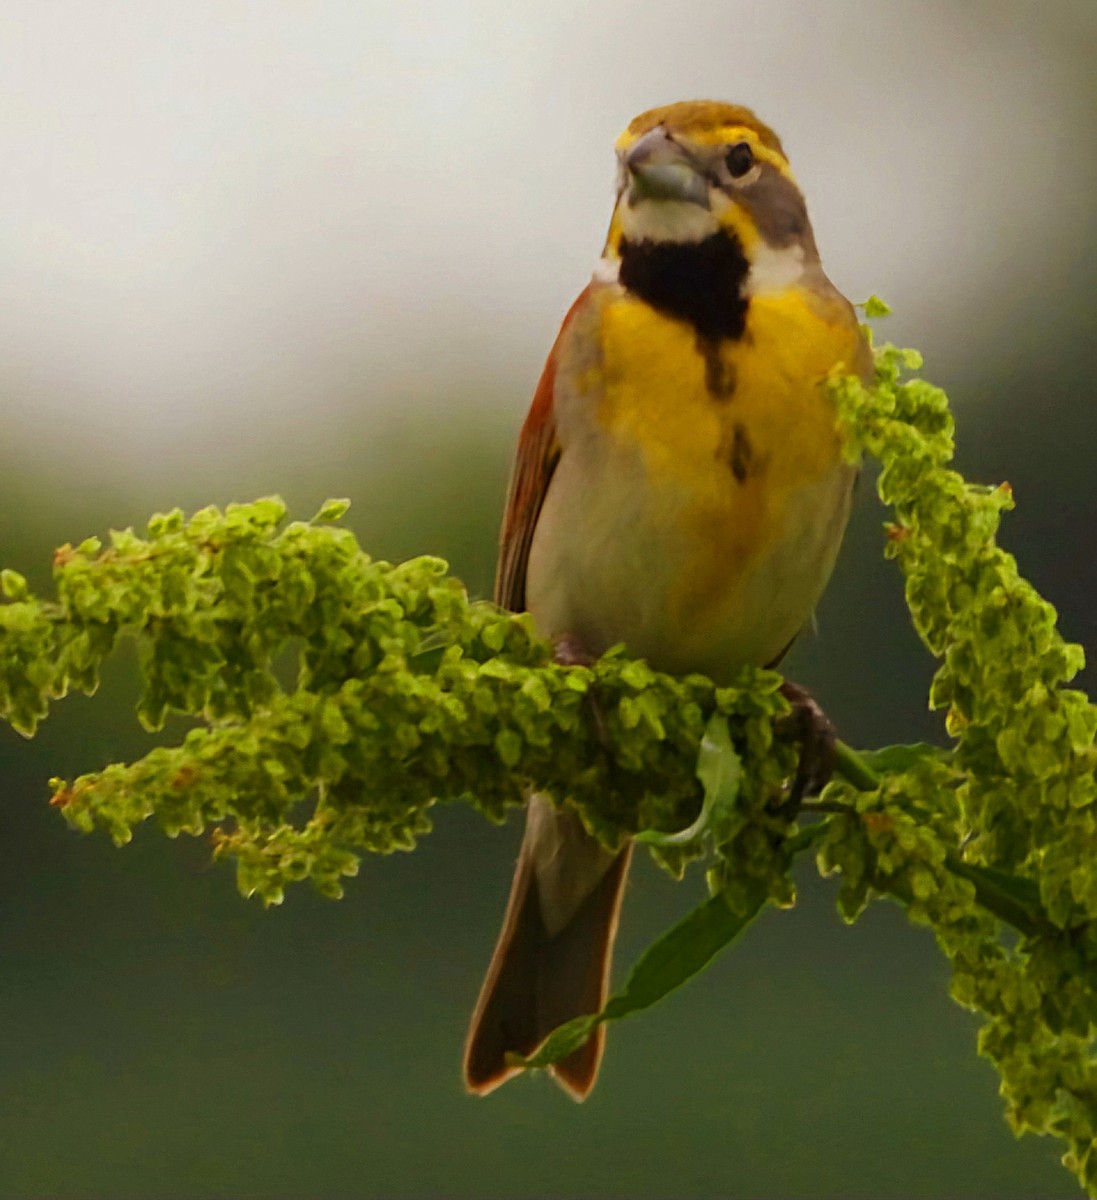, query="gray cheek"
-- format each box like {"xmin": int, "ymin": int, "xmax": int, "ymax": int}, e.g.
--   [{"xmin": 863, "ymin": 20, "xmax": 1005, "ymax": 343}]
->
[{"xmin": 740, "ymin": 165, "xmax": 810, "ymax": 247}]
